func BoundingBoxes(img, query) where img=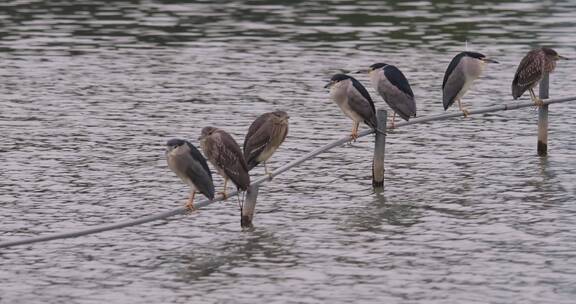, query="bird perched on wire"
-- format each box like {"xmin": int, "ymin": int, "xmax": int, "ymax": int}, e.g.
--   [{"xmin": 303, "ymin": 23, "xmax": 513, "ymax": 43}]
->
[
  {"xmin": 199, "ymin": 127, "xmax": 250, "ymax": 200},
  {"xmin": 512, "ymin": 47, "xmax": 569, "ymax": 106},
  {"xmin": 243, "ymin": 110, "xmax": 289, "ymax": 179},
  {"xmin": 356, "ymin": 63, "xmax": 416, "ymax": 128},
  {"xmin": 166, "ymin": 138, "xmax": 215, "ymax": 211},
  {"xmin": 324, "ymin": 74, "xmax": 378, "ymax": 140},
  {"xmin": 442, "ymin": 51, "xmax": 498, "ymax": 117}
]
